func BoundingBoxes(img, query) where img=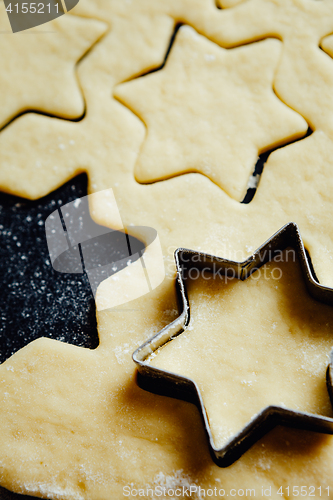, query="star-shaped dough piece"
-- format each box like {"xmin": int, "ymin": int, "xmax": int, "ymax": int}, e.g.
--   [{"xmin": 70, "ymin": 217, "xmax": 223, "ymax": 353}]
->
[
  {"xmin": 114, "ymin": 26, "xmax": 307, "ymax": 201},
  {"xmin": 142, "ymin": 240, "xmax": 333, "ymax": 461},
  {"xmin": 206, "ymin": 0, "xmax": 333, "ymax": 137},
  {"xmin": 0, "ymin": 4, "xmax": 106, "ymax": 129}
]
